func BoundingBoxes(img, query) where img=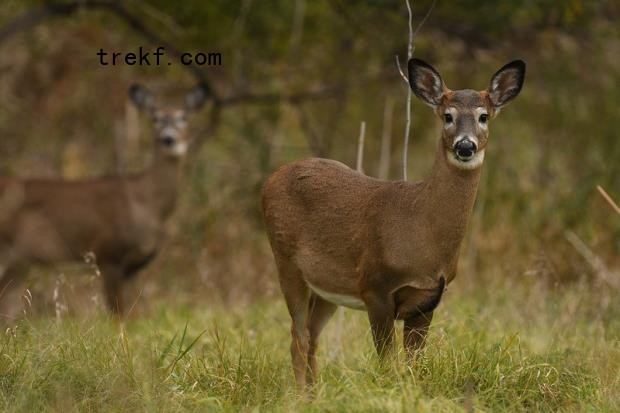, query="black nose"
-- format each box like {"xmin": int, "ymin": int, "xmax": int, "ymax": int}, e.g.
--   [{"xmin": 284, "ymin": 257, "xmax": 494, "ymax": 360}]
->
[
  {"xmin": 161, "ymin": 136, "xmax": 175, "ymax": 147},
  {"xmin": 454, "ymin": 138, "xmax": 477, "ymax": 160}
]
